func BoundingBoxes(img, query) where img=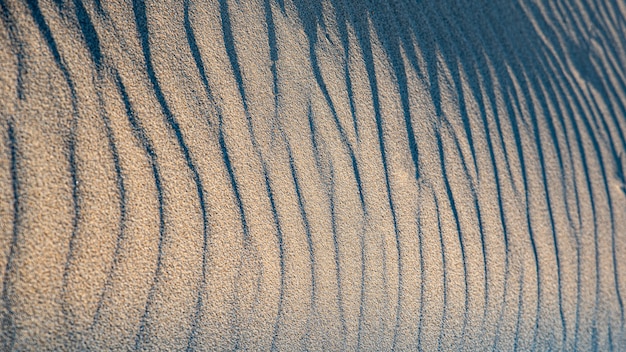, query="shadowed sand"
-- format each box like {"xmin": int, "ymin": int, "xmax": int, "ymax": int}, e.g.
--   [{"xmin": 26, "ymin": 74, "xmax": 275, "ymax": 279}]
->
[{"xmin": 1, "ymin": 0, "xmax": 626, "ymax": 350}]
